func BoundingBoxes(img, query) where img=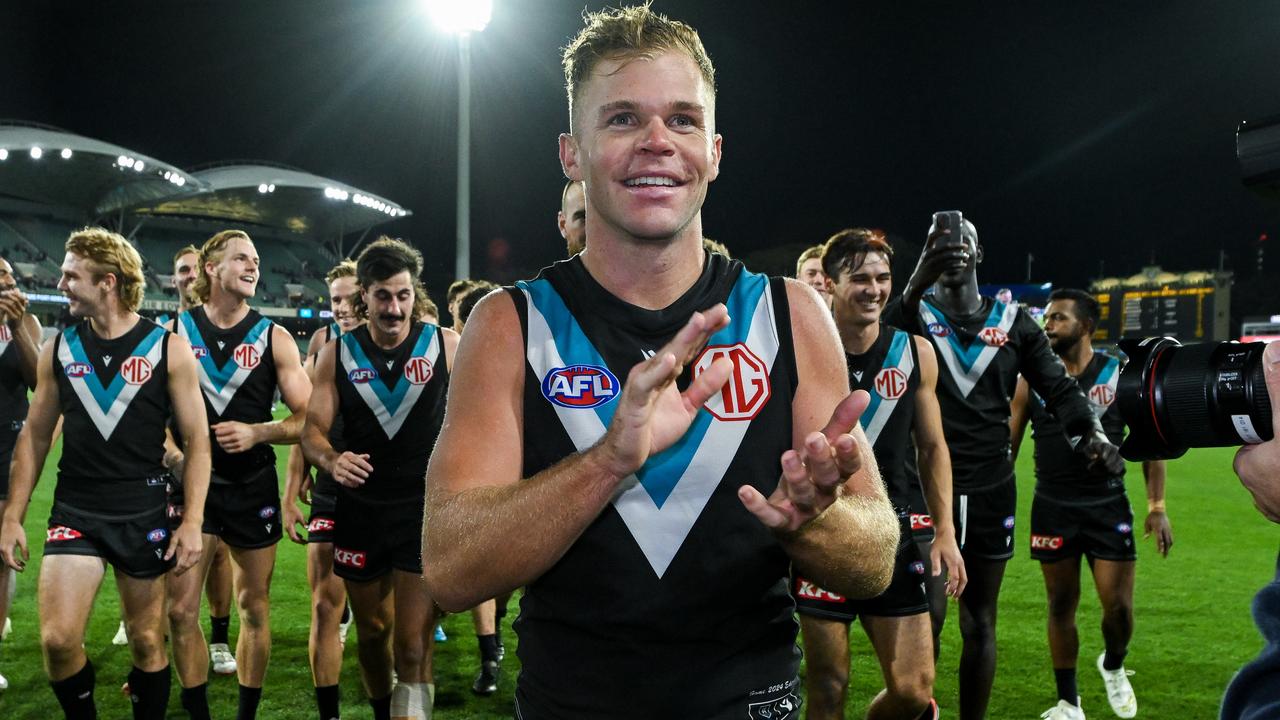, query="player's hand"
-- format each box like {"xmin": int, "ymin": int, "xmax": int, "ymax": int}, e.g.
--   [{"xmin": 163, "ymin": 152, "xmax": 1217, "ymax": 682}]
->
[
  {"xmin": 298, "ymin": 472, "xmax": 314, "ymax": 506},
  {"xmin": 1143, "ymin": 510, "xmax": 1173, "ymax": 557},
  {"xmin": 1080, "ymin": 434, "xmax": 1125, "ymax": 476},
  {"xmin": 163, "ymin": 448, "xmax": 185, "ymax": 476},
  {"xmin": 166, "ymin": 520, "xmax": 203, "ymax": 575},
  {"xmin": 594, "ymin": 305, "xmax": 732, "ymax": 478},
  {"xmin": 739, "ymin": 391, "xmax": 870, "ymax": 533},
  {"xmin": 905, "ymin": 224, "xmax": 972, "ymax": 300},
  {"xmin": 283, "ymin": 495, "xmax": 307, "ymax": 544},
  {"xmin": 211, "ymin": 421, "xmax": 259, "ymax": 453},
  {"xmin": 1234, "ymin": 341, "xmax": 1280, "ymax": 524},
  {"xmin": 0, "ymin": 517, "xmax": 28, "ymax": 572},
  {"xmin": 0, "ymin": 288, "xmax": 28, "ymax": 327},
  {"xmin": 930, "ymin": 529, "xmax": 968, "ymax": 597},
  {"xmin": 332, "ymin": 452, "xmax": 373, "ymax": 488}
]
